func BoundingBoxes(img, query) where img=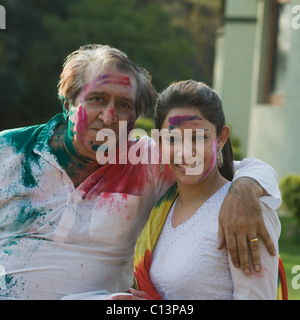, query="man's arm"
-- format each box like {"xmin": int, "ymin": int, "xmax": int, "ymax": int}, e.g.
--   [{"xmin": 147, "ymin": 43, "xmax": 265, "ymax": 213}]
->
[{"xmin": 218, "ymin": 158, "xmax": 281, "ymax": 276}]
